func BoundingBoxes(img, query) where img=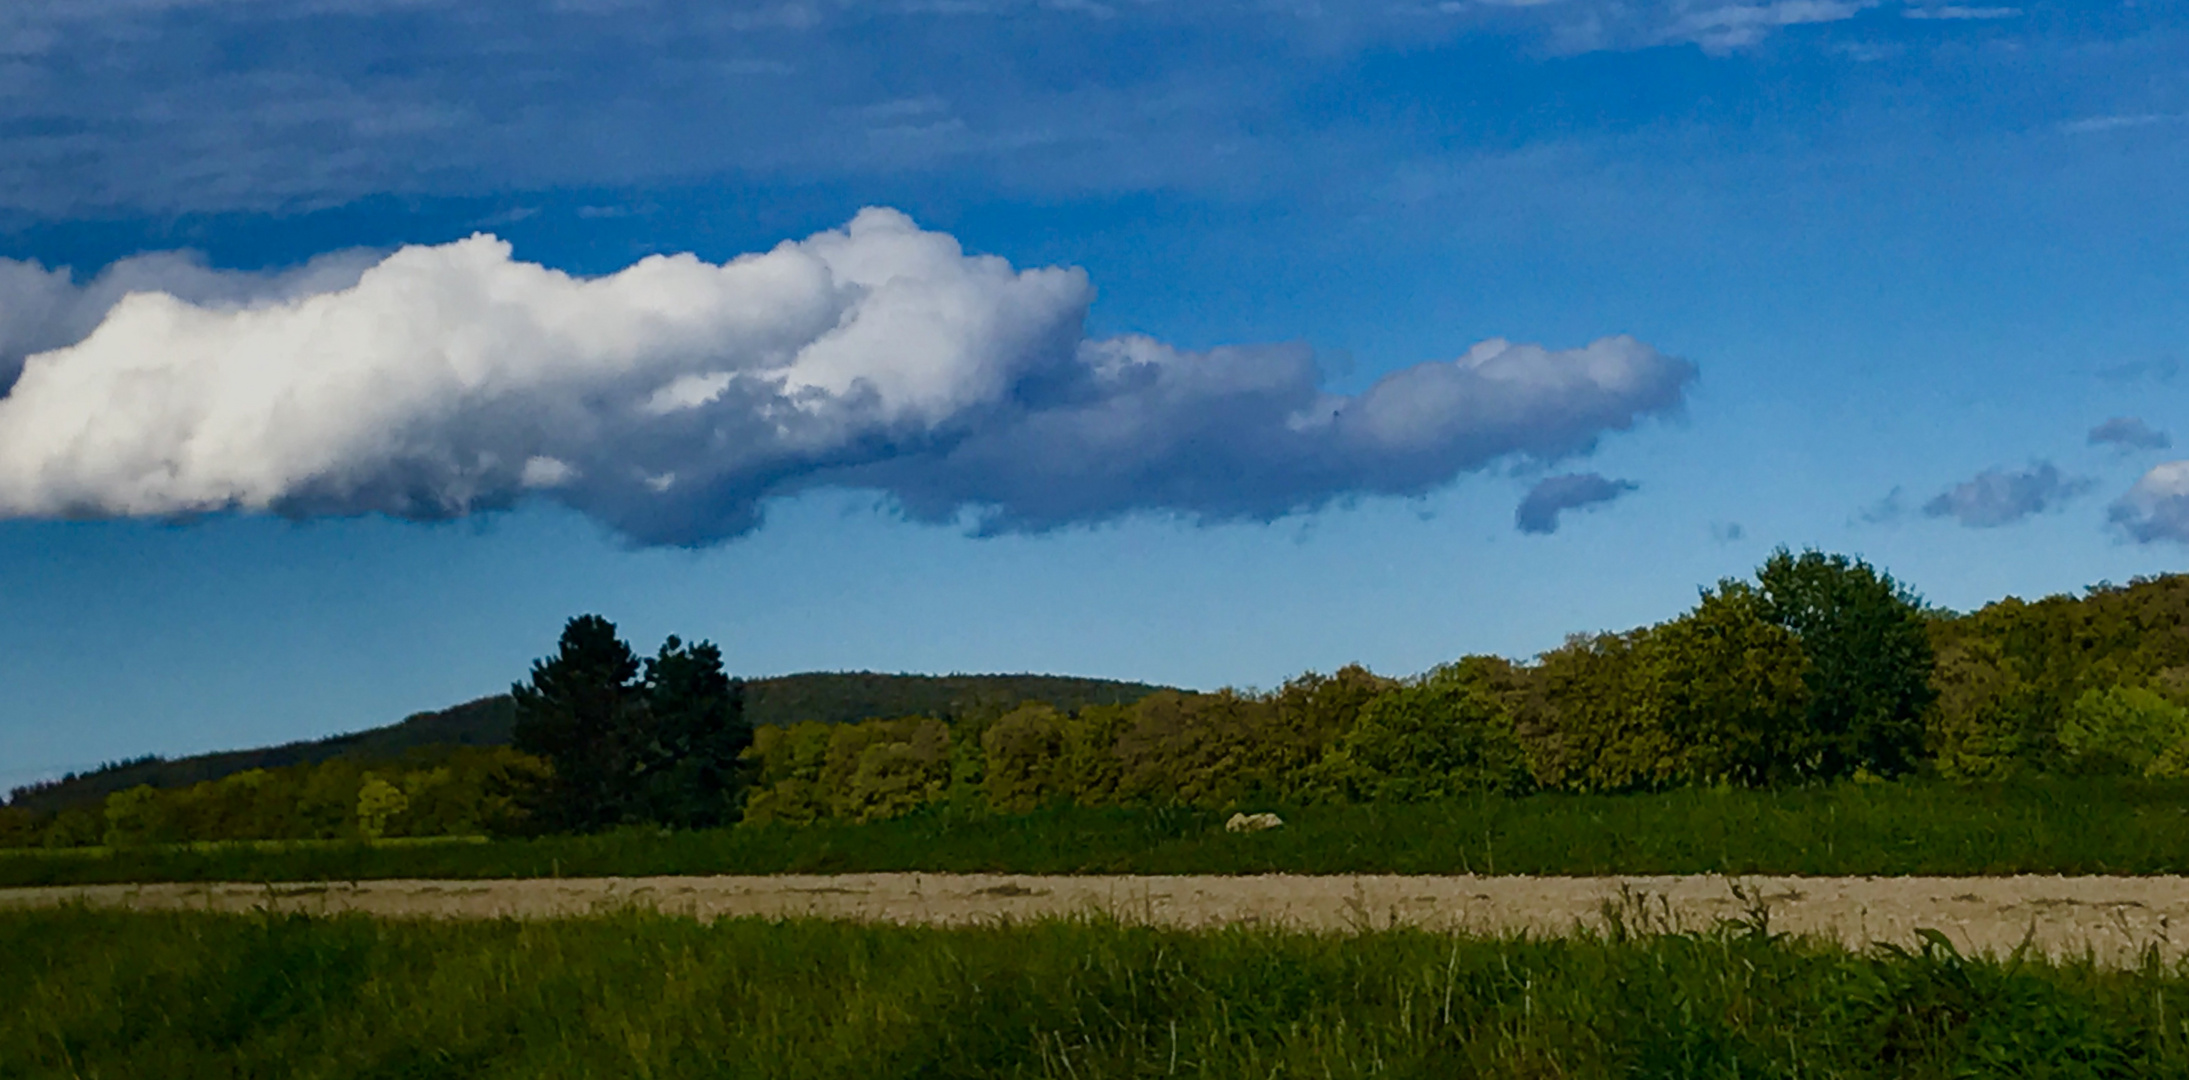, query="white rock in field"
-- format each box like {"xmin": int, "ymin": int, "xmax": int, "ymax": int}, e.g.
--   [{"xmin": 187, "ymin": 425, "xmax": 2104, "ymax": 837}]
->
[{"xmin": 1225, "ymin": 812, "xmax": 1284, "ymax": 833}]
